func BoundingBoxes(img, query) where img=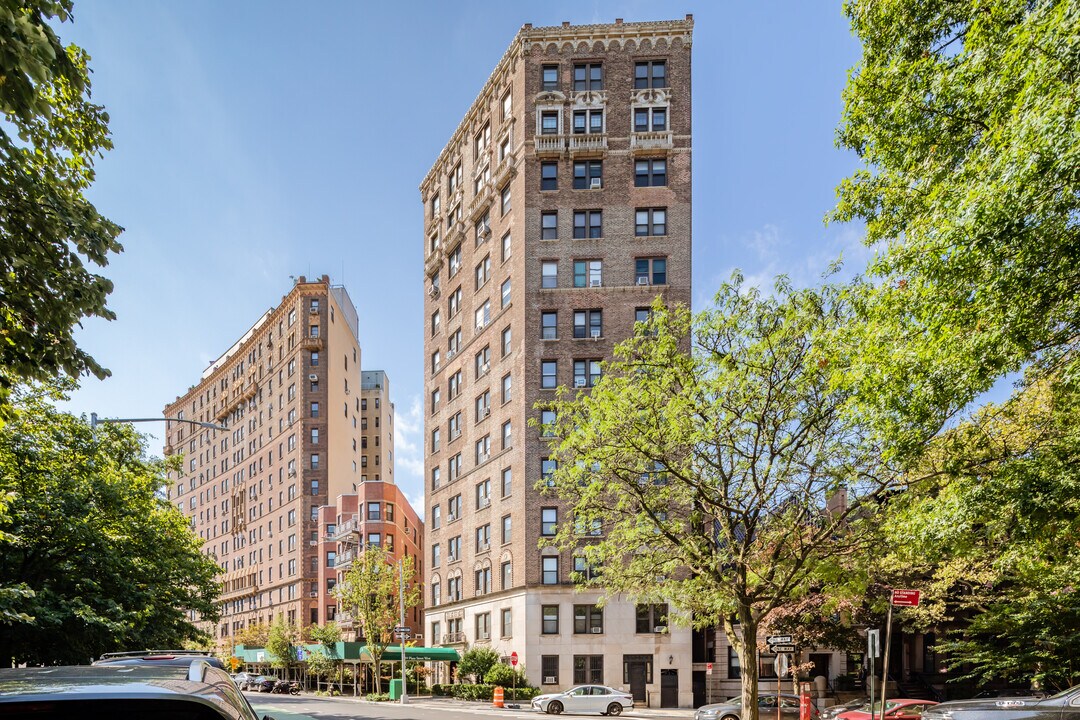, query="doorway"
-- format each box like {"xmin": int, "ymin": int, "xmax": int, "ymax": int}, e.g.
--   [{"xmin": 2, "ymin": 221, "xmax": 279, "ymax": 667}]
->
[
  {"xmin": 623, "ymin": 655, "xmax": 652, "ymax": 703},
  {"xmin": 661, "ymin": 669, "xmax": 679, "ymax": 708}
]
